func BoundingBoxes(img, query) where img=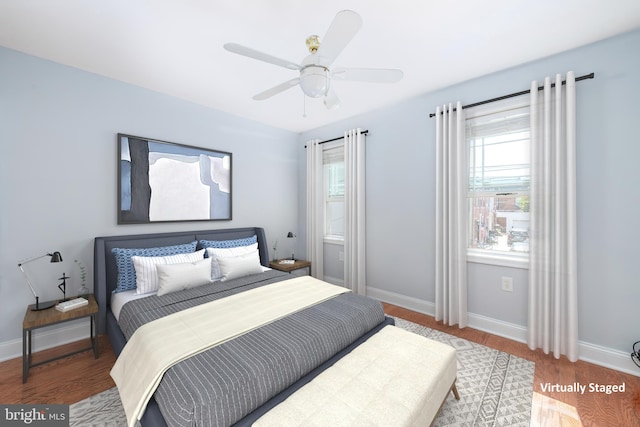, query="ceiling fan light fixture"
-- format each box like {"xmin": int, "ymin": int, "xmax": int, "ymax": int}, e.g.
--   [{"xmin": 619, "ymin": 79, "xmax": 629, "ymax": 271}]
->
[
  {"xmin": 225, "ymin": 10, "xmax": 403, "ymax": 109},
  {"xmin": 300, "ymin": 66, "xmax": 329, "ymax": 98},
  {"xmin": 305, "ymin": 35, "xmax": 320, "ymax": 54}
]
